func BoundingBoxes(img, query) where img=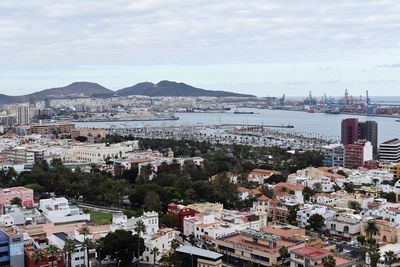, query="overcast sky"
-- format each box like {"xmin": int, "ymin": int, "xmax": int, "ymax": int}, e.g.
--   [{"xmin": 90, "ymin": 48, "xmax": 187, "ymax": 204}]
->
[{"xmin": 1, "ymin": 0, "xmax": 400, "ymax": 97}]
